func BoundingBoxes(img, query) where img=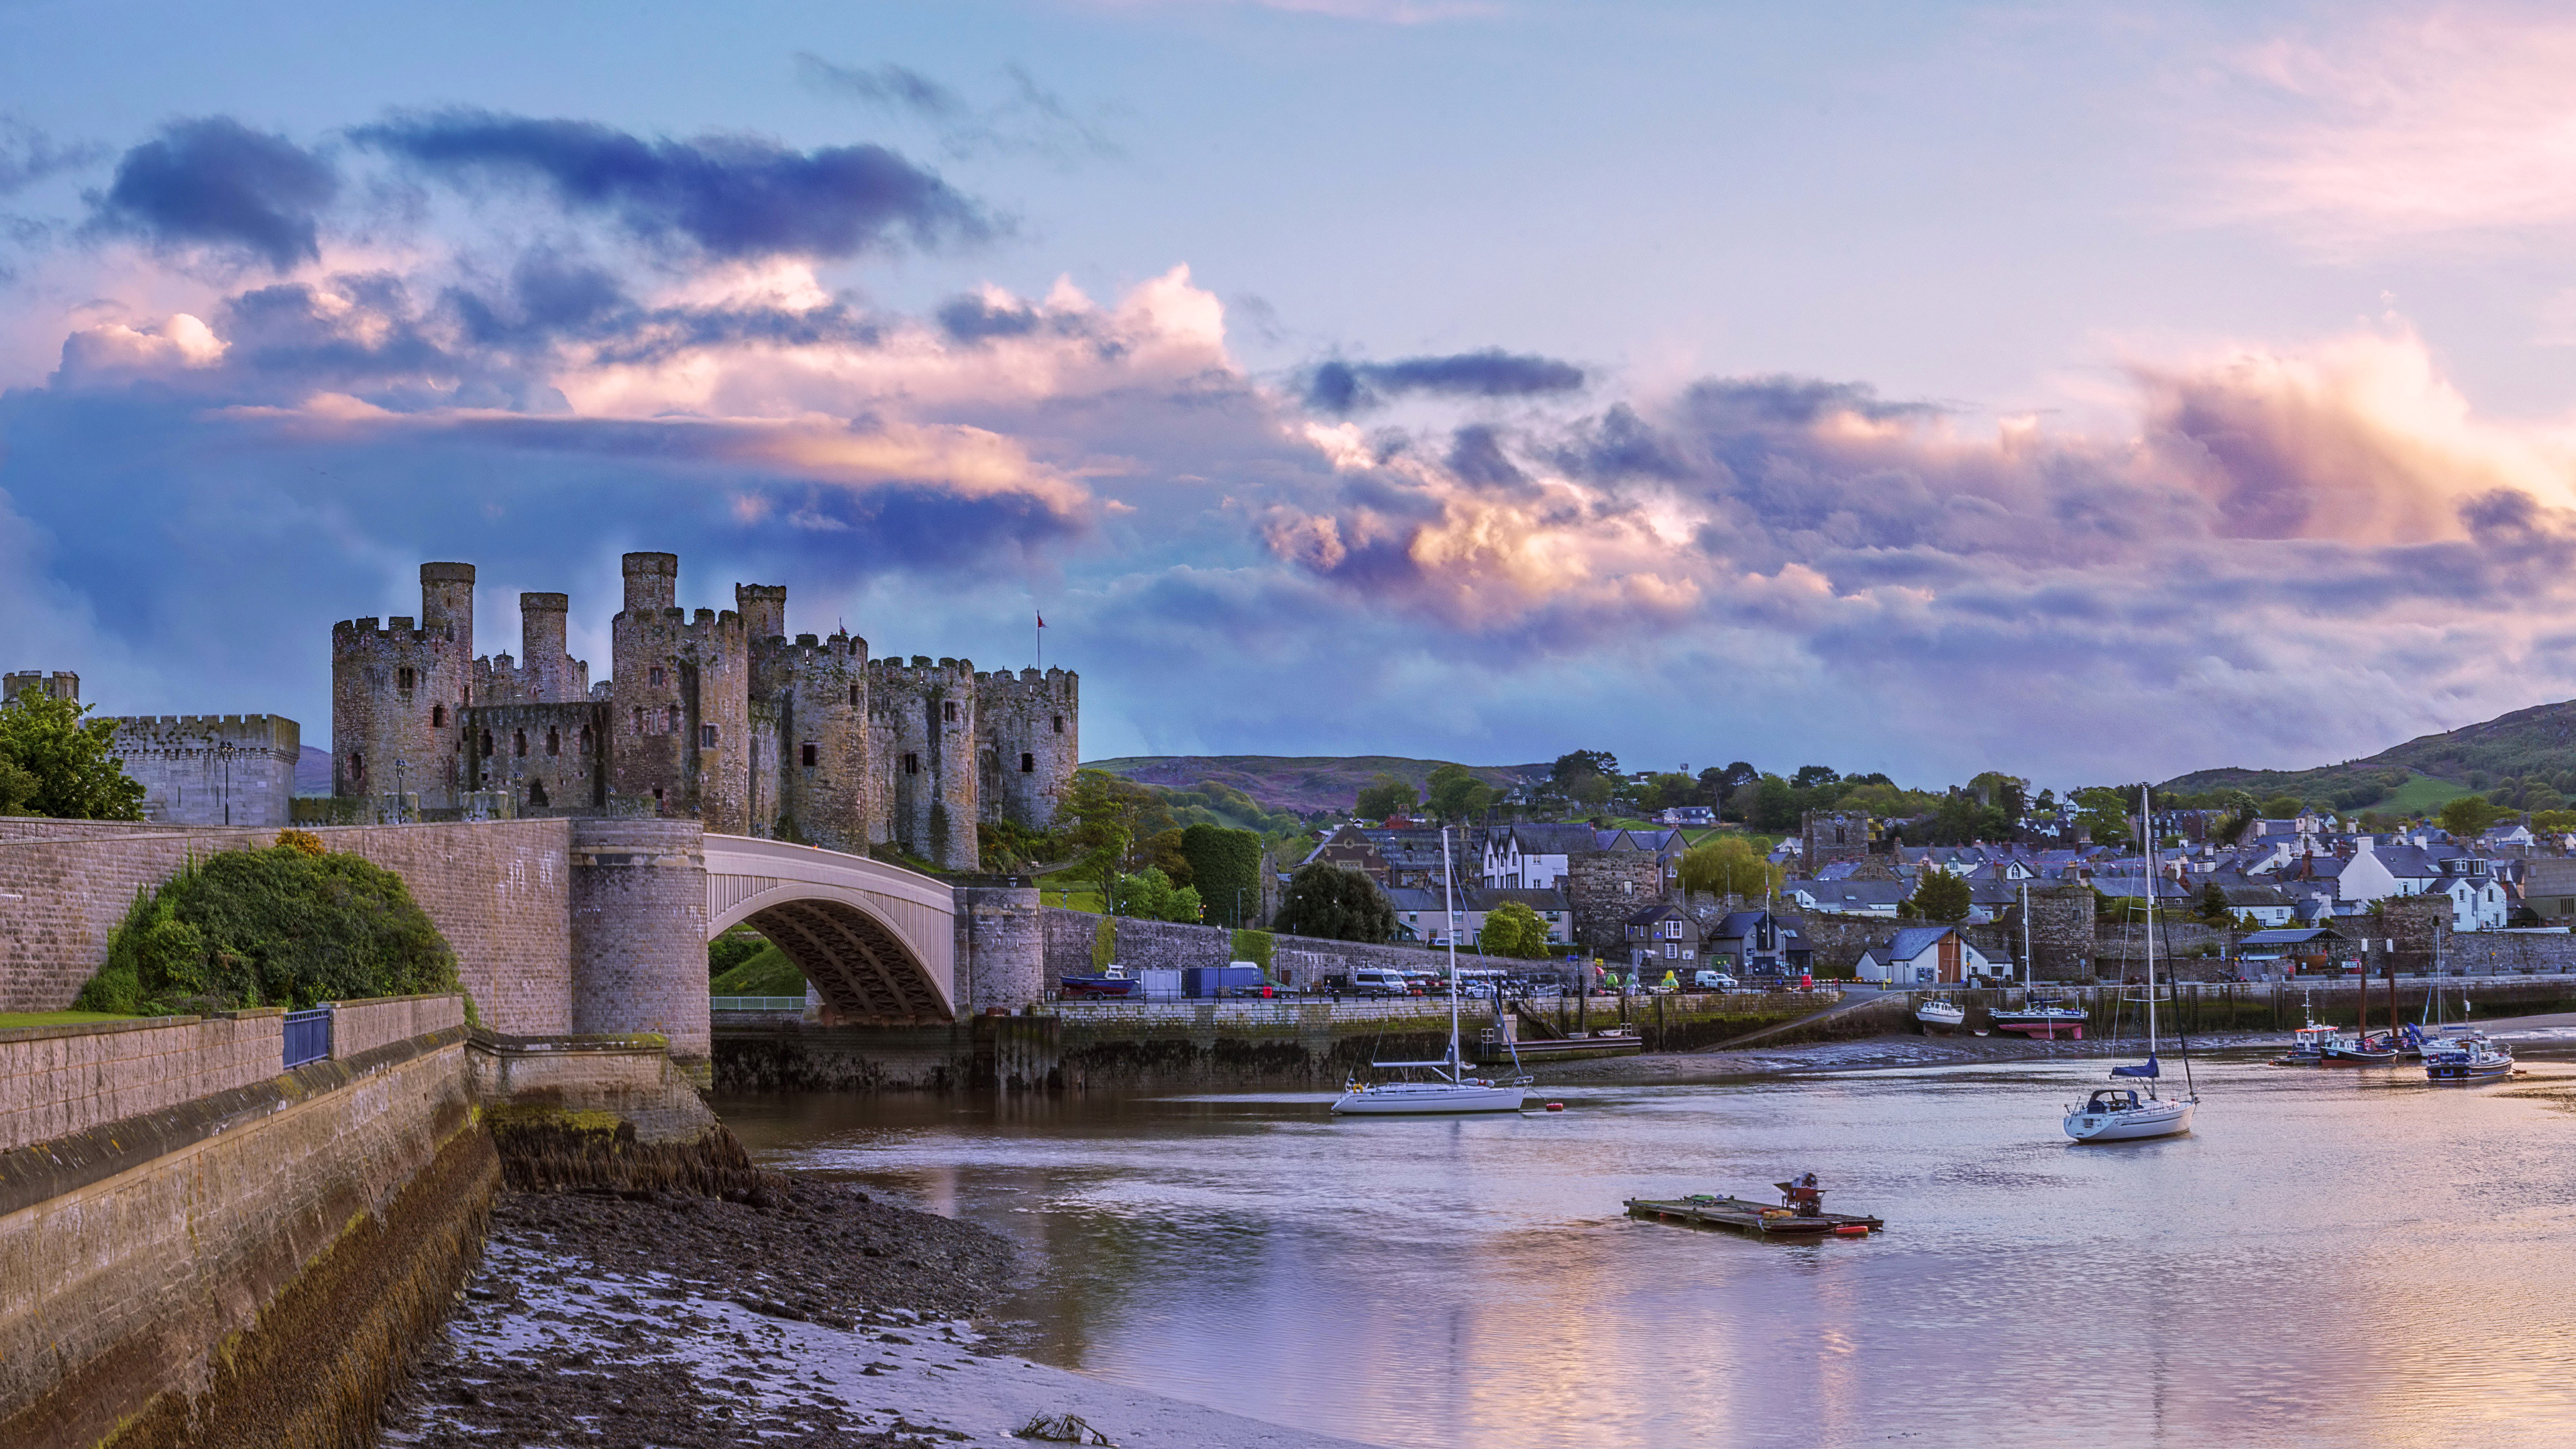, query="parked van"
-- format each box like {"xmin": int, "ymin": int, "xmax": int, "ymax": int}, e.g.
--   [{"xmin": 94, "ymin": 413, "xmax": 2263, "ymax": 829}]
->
[
  {"xmin": 1348, "ymin": 967, "xmax": 1416, "ymax": 998},
  {"xmin": 1691, "ymin": 969, "xmax": 1739, "ymax": 990}
]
